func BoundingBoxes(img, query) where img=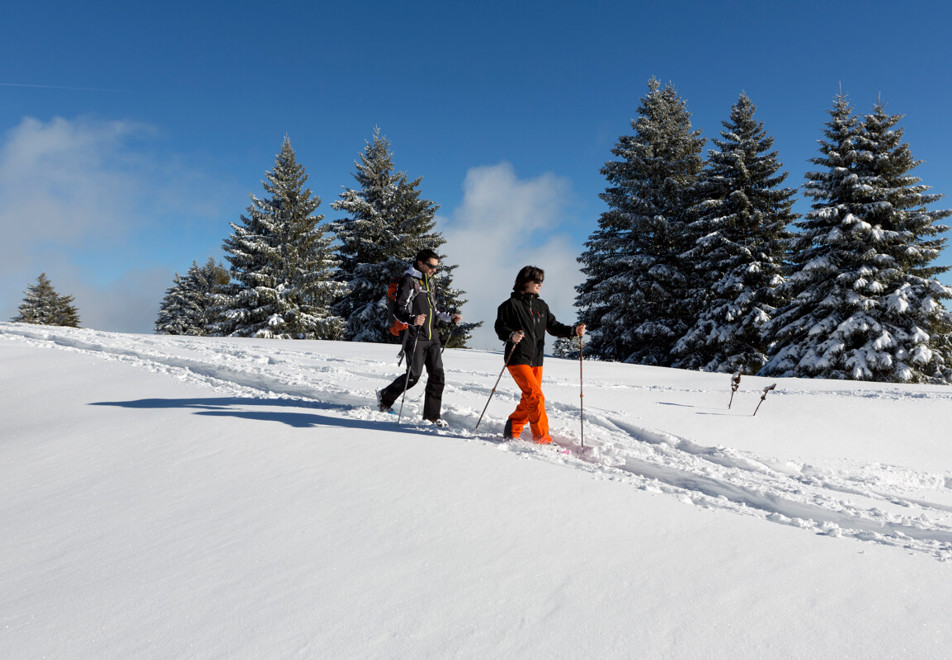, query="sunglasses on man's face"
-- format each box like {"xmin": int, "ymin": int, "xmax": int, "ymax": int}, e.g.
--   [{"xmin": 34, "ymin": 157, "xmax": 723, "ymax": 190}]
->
[
  {"xmin": 424, "ymin": 262, "xmax": 439, "ymax": 271},
  {"xmin": 531, "ymin": 279, "xmax": 544, "ymax": 284}
]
